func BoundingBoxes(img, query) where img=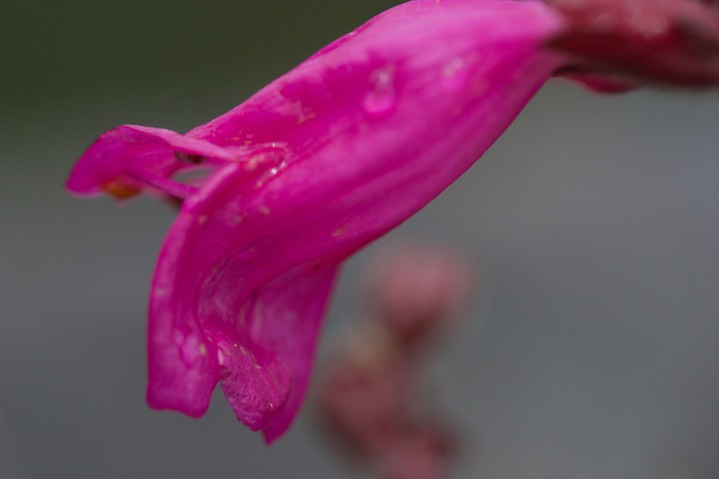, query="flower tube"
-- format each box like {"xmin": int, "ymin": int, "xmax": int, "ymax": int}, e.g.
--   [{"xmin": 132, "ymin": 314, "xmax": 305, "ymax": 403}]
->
[{"xmin": 67, "ymin": 0, "xmax": 719, "ymax": 442}]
